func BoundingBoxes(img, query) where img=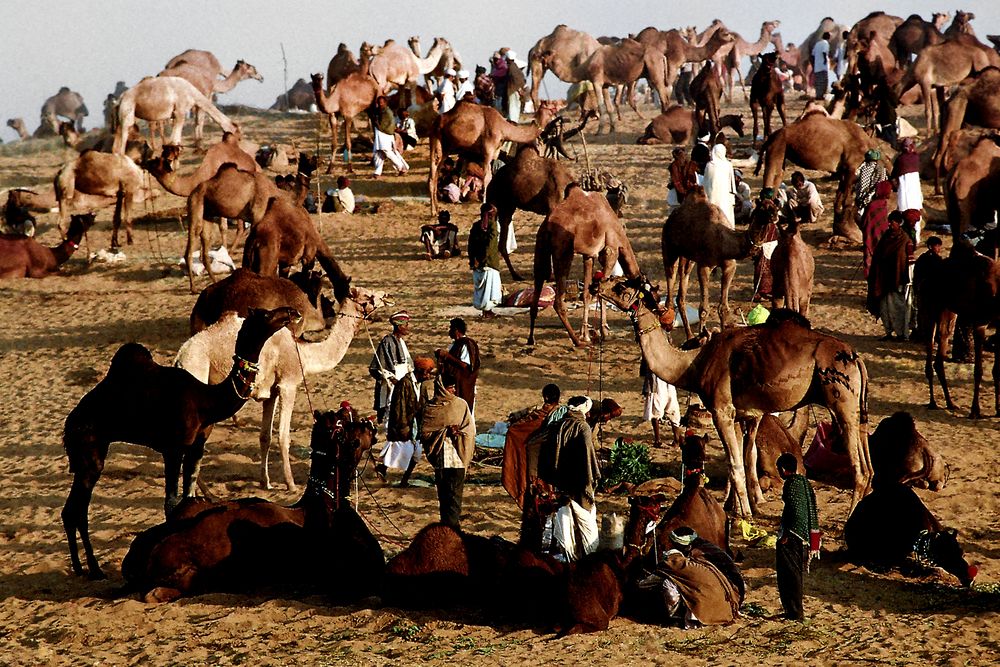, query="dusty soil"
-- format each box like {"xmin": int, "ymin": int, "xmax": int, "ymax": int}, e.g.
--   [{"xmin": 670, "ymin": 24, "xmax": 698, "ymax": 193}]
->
[{"xmin": 0, "ymin": 95, "xmax": 998, "ymax": 666}]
